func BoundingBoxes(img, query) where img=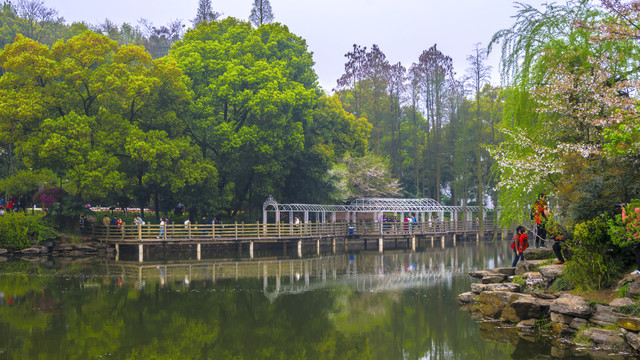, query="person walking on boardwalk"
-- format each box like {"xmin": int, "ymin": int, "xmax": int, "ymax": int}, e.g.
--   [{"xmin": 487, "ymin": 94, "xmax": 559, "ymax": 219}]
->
[
  {"xmin": 511, "ymin": 225, "xmax": 529, "ymax": 267},
  {"xmin": 158, "ymin": 218, "xmax": 165, "ymax": 238},
  {"xmin": 533, "ymin": 193, "xmax": 550, "ymax": 248}
]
